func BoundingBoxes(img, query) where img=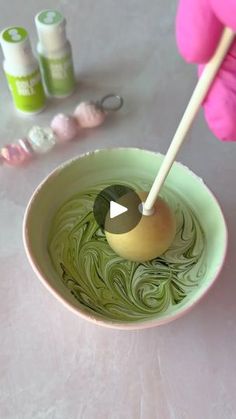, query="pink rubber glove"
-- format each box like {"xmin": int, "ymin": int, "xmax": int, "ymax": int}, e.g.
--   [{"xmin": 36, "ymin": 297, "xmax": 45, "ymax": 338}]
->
[{"xmin": 176, "ymin": 0, "xmax": 236, "ymax": 141}]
